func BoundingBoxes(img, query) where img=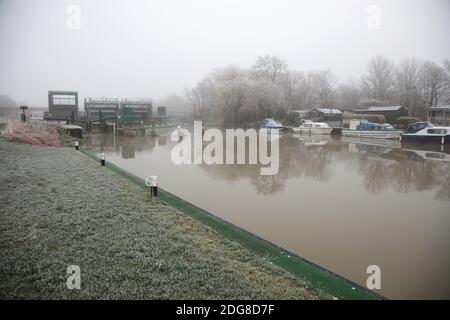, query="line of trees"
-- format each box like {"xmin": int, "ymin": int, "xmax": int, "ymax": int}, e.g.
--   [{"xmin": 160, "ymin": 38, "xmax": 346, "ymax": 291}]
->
[
  {"xmin": 0, "ymin": 94, "xmax": 19, "ymax": 118},
  {"xmin": 165, "ymin": 55, "xmax": 450, "ymax": 126}
]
